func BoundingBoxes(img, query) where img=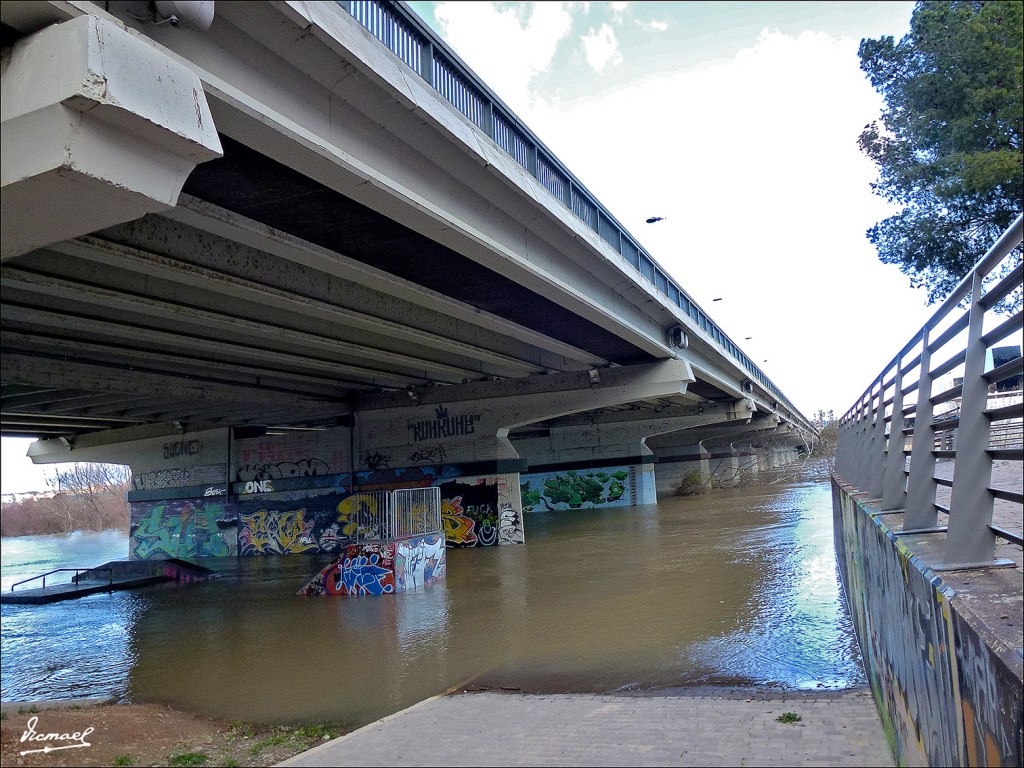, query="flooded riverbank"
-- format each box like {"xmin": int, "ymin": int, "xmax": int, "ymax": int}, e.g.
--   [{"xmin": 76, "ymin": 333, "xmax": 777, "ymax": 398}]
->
[{"xmin": 1, "ymin": 480, "xmax": 864, "ymax": 729}]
